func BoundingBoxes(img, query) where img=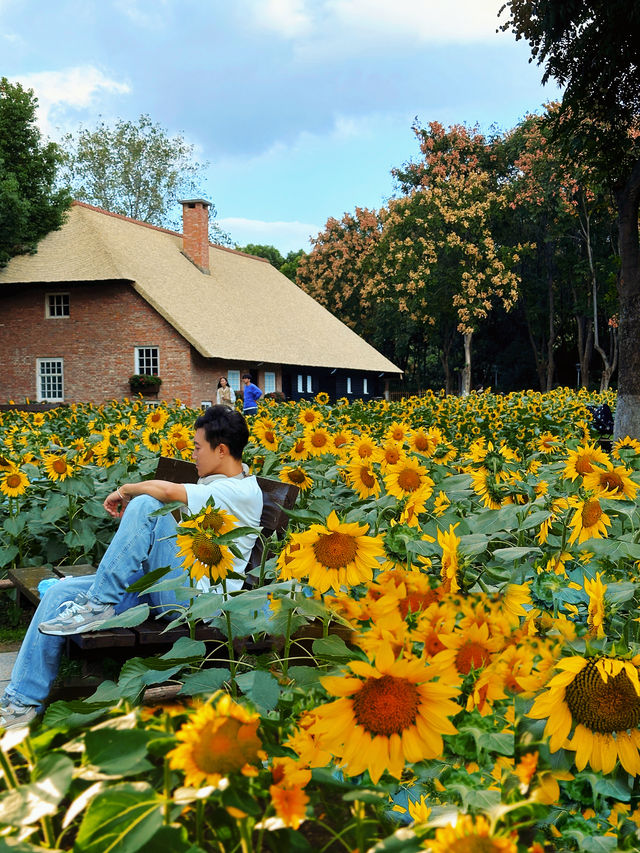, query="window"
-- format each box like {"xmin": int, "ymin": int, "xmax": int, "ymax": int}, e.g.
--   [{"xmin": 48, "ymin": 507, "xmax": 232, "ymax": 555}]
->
[
  {"xmin": 135, "ymin": 347, "xmax": 159, "ymax": 375},
  {"xmin": 346, "ymin": 376, "xmax": 352, "ymax": 394},
  {"xmin": 46, "ymin": 293, "xmax": 69, "ymax": 318},
  {"xmin": 201, "ymin": 401, "xmax": 212, "ymax": 409},
  {"xmin": 37, "ymin": 359, "xmax": 64, "ymax": 402},
  {"xmin": 264, "ymin": 372, "xmax": 276, "ymax": 394},
  {"xmin": 297, "ymin": 374, "xmax": 303, "ymax": 393},
  {"xmin": 227, "ymin": 370, "xmax": 240, "ymax": 391},
  {"xmin": 363, "ymin": 377, "xmax": 369, "ymax": 395},
  {"xmin": 306, "ymin": 375, "xmax": 312, "ymax": 393}
]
